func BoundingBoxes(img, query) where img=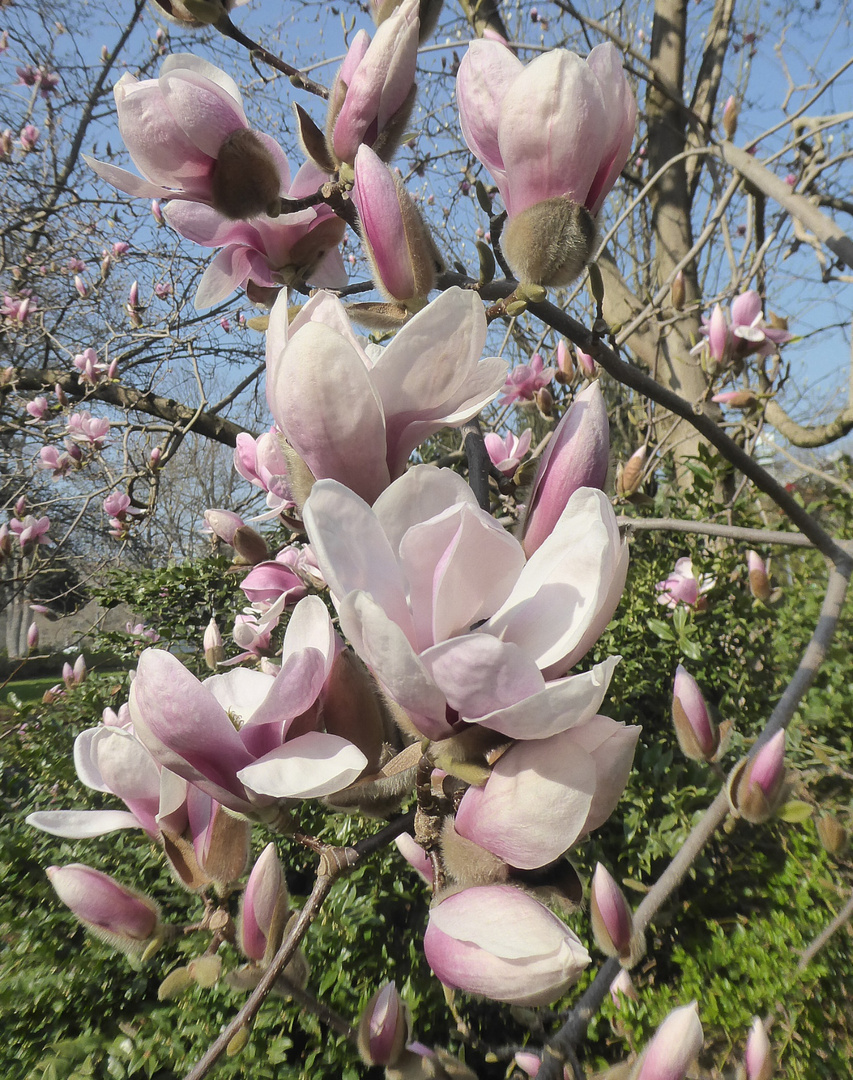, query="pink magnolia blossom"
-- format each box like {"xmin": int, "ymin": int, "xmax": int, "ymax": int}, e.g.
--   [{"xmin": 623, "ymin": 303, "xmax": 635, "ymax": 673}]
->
[
  {"xmin": 74, "ymin": 274, "xmax": 88, "ymax": 298},
  {"xmin": 484, "ymin": 428, "xmax": 532, "ymax": 477},
  {"xmin": 164, "ymin": 160, "xmax": 348, "ymax": 308},
  {"xmin": 656, "ymin": 557, "xmax": 714, "ymax": 610},
  {"xmin": 239, "ymin": 549, "xmax": 309, "ymax": 608},
  {"xmin": 25, "ymin": 396, "xmax": 49, "ymax": 422},
  {"xmin": 129, "ymin": 596, "xmax": 373, "ymax": 813},
  {"xmin": 590, "ymin": 863, "xmax": 634, "ymax": 958},
  {"xmin": 303, "ymin": 466, "xmax": 628, "ymax": 742},
  {"xmin": 9, "ymin": 514, "xmax": 51, "ymax": 551},
  {"xmin": 67, "ymin": 257, "xmax": 87, "ymax": 273},
  {"xmin": 203, "ymin": 508, "xmax": 246, "ymax": 543},
  {"xmin": 20, "ymin": 124, "xmax": 40, "ymax": 151},
  {"xmin": 265, "ymin": 287, "xmax": 507, "ymax": 504},
  {"xmin": 233, "ymin": 429, "xmax": 295, "ymax": 515},
  {"xmin": 3, "ymin": 292, "xmax": 38, "ymax": 323},
  {"xmin": 521, "ymin": 381, "xmax": 610, "ymax": 555},
  {"xmin": 499, "ymin": 353, "xmax": 555, "ymax": 406},
  {"xmin": 239, "ymin": 843, "xmax": 289, "ymax": 962},
  {"xmin": 68, "ymin": 411, "xmax": 111, "ymax": 447},
  {"xmin": 695, "ymin": 291, "xmax": 792, "ymax": 365},
  {"xmin": 424, "ymin": 884, "xmax": 590, "ymax": 1006},
  {"xmin": 112, "ymin": 241, "xmax": 130, "ymax": 256},
  {"xmin": 103, "ymin": 492, "xmax": 141, "ymax": 519},
  {"xmin": 672, "ymin": 665, "xmax": 718, "ymax": 762},
  {"xmin": 327, "ymin": 0, "xmax": 419, "ymax": 166},
  {"xmin": 457, "ymin": 41, "xmax": 636, "ymax": 221},
  {"xmin": 73, "ymin": 348, "xmax": 106, "ymax": 384},
  {"xmin": 39, "ymin": 445, "xmax": 73, "ymax": 478}
]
